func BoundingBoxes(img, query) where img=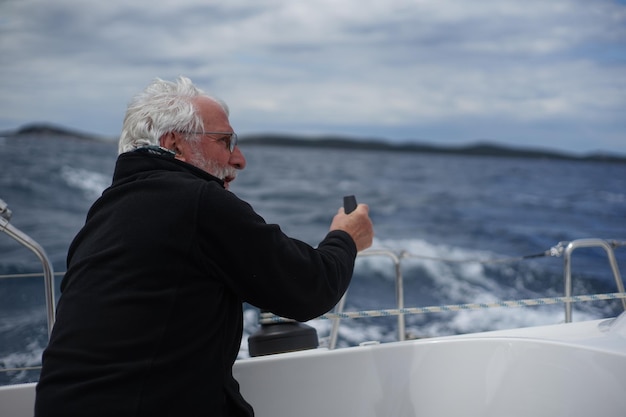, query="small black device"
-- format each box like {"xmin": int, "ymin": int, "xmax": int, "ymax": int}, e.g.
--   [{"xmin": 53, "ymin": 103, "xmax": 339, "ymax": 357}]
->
[{"xmin": 343, "ymin": 195, "xmax": 357, "ymax": 214}]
